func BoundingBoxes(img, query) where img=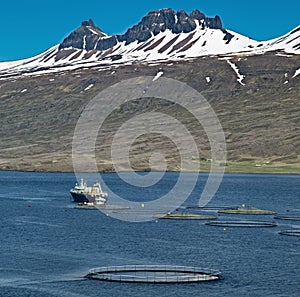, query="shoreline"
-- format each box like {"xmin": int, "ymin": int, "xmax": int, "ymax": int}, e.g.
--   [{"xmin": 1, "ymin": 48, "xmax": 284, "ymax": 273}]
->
[
  {"xmin": 1, "ymin": 168, "xmax": 299, "ymax": 175},
  {"xmin": 1, "ymin": 158, "xmax": 299, "ymax": 175}
]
